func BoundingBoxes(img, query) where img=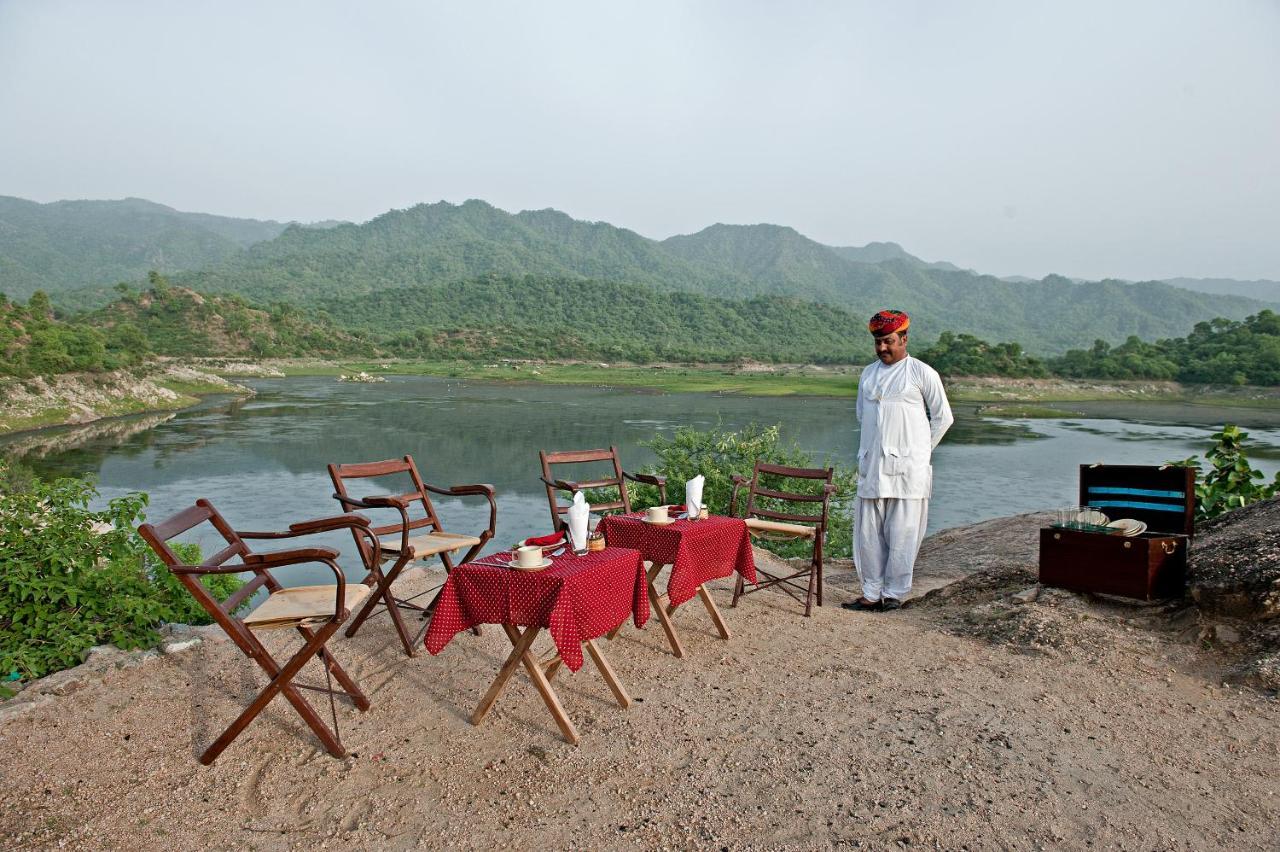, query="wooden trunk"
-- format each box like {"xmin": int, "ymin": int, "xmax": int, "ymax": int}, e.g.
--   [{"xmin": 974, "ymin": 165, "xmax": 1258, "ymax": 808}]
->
[{"xmin": 1038, "ymin": 464, "xmax": 1194, "ymax": 600}]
